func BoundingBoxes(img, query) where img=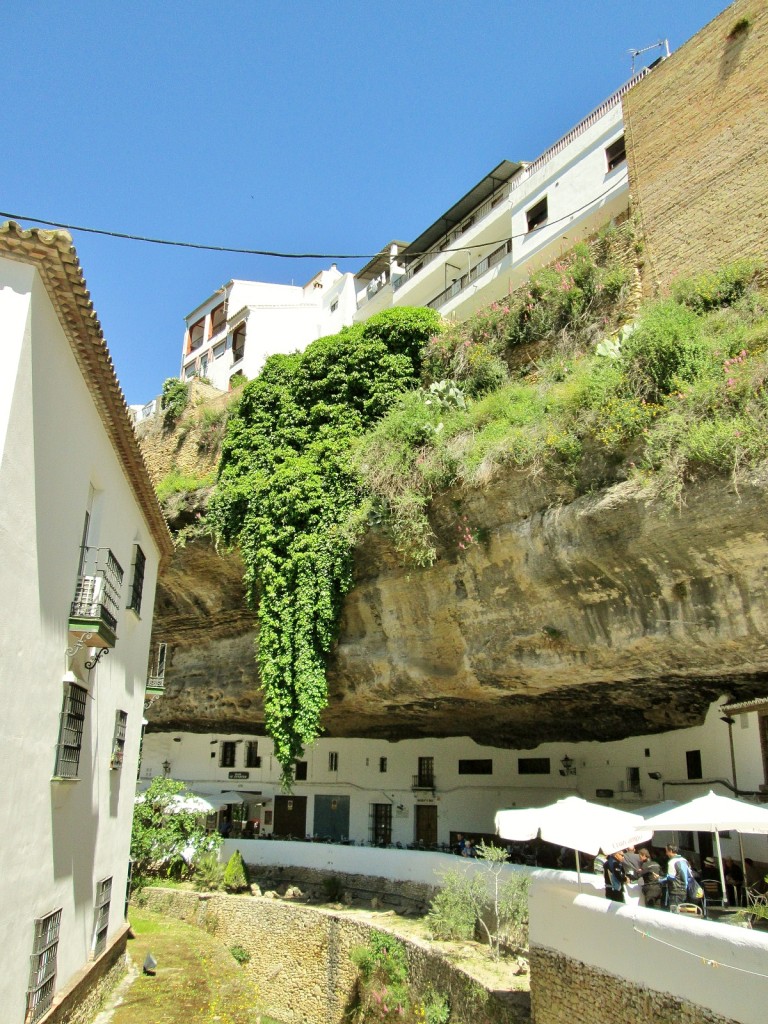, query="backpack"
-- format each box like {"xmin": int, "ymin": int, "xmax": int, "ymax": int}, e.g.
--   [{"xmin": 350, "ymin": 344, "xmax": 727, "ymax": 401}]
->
[{"xmin": 680, "ymin": 859, "xmax": 704, "ymax": 901}]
